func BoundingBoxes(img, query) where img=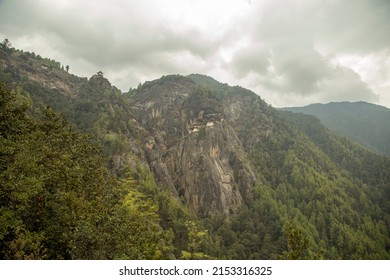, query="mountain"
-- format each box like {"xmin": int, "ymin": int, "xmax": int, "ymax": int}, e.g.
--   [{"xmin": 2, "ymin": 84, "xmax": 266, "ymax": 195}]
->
[
  {"xmin": 1, "ymin": 44, "xmax": 390, "ymax": 259},
  {"xmin": 280, "ymin": 102, "xmax": 390, "ymax": 155}
]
